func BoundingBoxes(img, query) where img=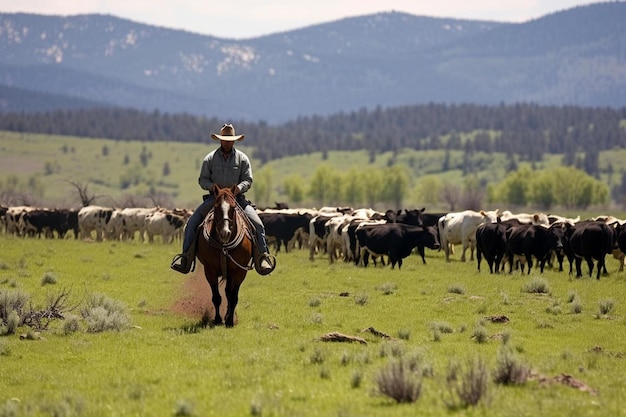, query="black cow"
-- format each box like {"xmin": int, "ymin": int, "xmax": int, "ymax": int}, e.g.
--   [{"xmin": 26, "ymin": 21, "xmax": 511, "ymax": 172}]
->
[
  {"xmin": 505, "ymin": 223, "xmax": 565, "ymax": 274},
  {"xmin": 422, "ymin": 212, "xmax": 447, "ymax": 228},
  {"xmin": 475, "ymin": 221, "xmax": 508, "ymax": 274},
  {"xmin": 259, "ymin": 212, "xmax": 312, "ymax": 253},
  {"xmin": 396, "ymin": 208, "xmax": 426, "ymax": 226},
  {"xmin": 0, "ymin": 205, "xmax": 7, "ymax": 232},
  {"xmin": 356, "ymin": 223, "xmax": 440, "ymax": 269},
  {"xmin": 22, "ymin": 208, "xmax": 78, "ymax": 239},
  {"xmin": 565, "ymin": 220, "xmax": 617, "ymax": 279}
]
